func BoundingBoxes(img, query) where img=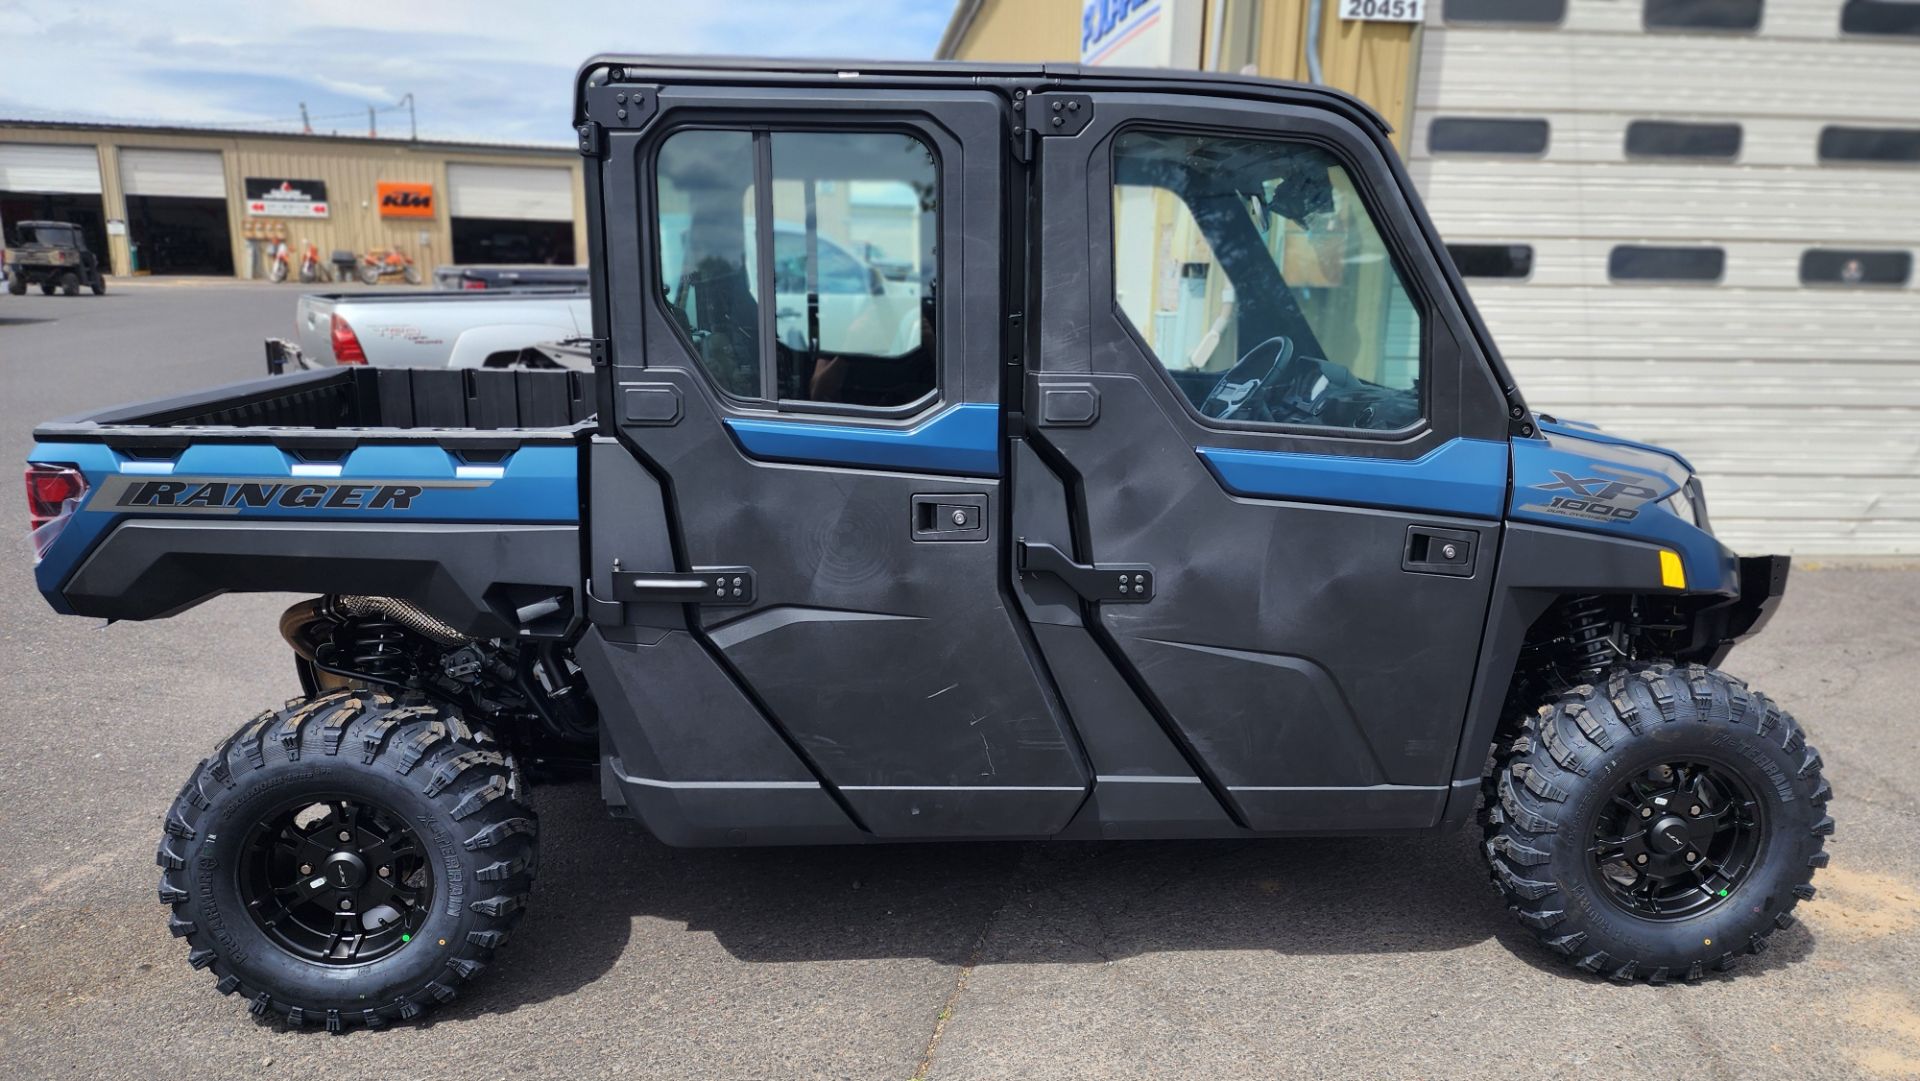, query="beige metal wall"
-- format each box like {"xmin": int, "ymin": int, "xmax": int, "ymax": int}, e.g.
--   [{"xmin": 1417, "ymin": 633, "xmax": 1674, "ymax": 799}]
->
[
  {"xmin": 0, "ymin": 124, "xmax": 585, "ymax": 278},
  {"xmin": 938, "ymin": 0, "xmax": 1420, "ymax": 151}
]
